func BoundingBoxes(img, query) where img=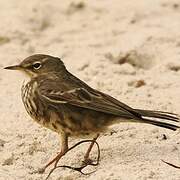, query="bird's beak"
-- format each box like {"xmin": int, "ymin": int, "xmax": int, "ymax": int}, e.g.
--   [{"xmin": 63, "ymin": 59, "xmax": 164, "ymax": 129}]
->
[{"xmin": 4, "ymin": 65, "xmax": 22, "ymax": 70}]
